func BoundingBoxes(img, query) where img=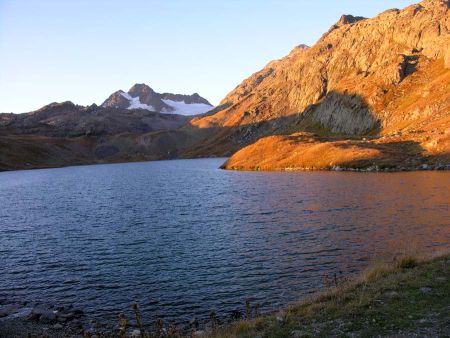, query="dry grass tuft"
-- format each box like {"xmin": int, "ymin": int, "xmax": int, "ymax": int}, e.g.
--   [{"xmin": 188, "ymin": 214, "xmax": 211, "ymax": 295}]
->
[{"xmin": 395, "ymin": 255, "xmax": 418, "ymax": 269}]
